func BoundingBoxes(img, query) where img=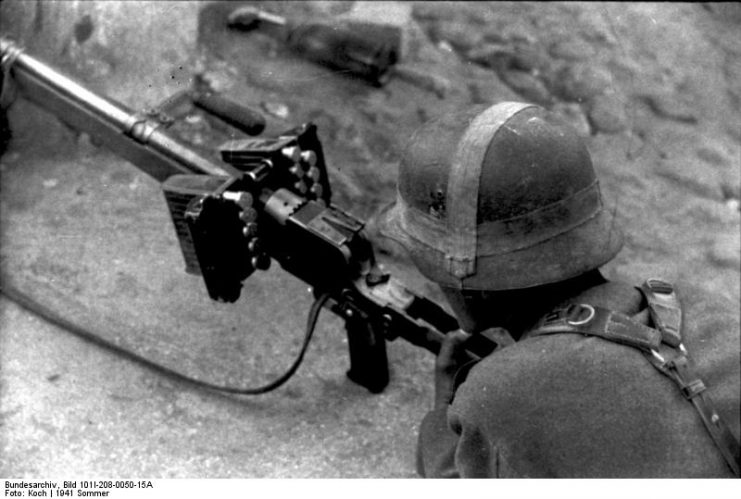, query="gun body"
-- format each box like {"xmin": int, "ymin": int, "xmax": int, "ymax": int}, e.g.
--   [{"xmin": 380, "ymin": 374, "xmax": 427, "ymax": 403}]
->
[{"xmin": 1, "ymin": 37, "xmax": 496, "ymax": 393}]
